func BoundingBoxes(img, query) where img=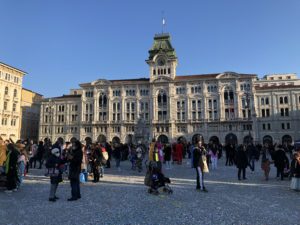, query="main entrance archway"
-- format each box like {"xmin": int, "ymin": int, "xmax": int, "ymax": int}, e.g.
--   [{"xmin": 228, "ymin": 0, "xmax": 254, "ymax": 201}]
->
[
  {"xmin": 97, "ymin": 135, "xmax": 107, "ymax": 143},
  {"xmin": 209, "ymin": 136, "xmax": 220, "ymax": 145},
  {"xmin": 282, "ymin": 135, "xmax": 292, "ymax": 146},
  {"xmin": 263, "ymin": 135, "xmax": 273, "ymax": 145},
  {"xmin": 225, "ymin": 133, "xmax": 238, "ymax": 145},
  {"xmin": 157, "ymin": 135, "xmax": 169, "ymax": 144},
  {"xmin": 192, "ymin": 134, "xmax": 204, "ymax": 145}
]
